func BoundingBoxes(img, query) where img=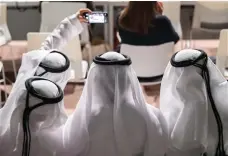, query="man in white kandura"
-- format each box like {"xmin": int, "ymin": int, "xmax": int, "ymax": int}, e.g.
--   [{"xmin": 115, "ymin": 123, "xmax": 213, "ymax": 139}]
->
[
  {"xmin": 160, "ymin": 49, "xmax": 228, "ymax": 156},
  {"xmin": 0, "ymin": 8, "xmax": 168, "ymax": 156},
  {"xmin": 39, "ymin": 51, "xmax": 168, "ymax": 156},
  {"xmin": 0, "ymin": 77, "xmax": 65, "ymax": 156},
  {"xmin": 0, "ymin": 8, "xmax": 90, "ymax": 156}
]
